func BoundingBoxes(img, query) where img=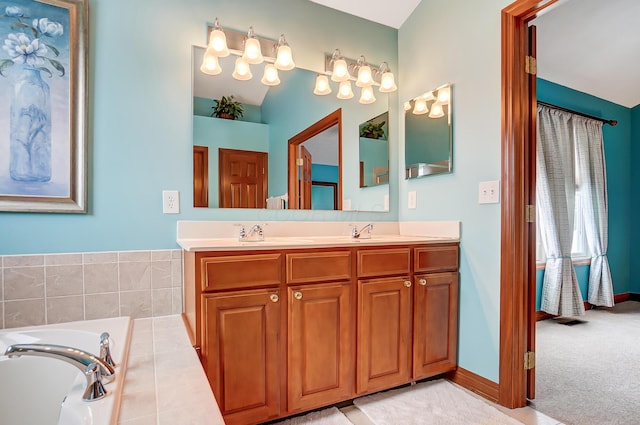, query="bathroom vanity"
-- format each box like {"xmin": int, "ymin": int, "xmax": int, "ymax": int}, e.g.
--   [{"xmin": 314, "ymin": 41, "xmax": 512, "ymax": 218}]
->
[{"xmin": 179, "ymin": 227, "xmax": 459, "ymax": 425}]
